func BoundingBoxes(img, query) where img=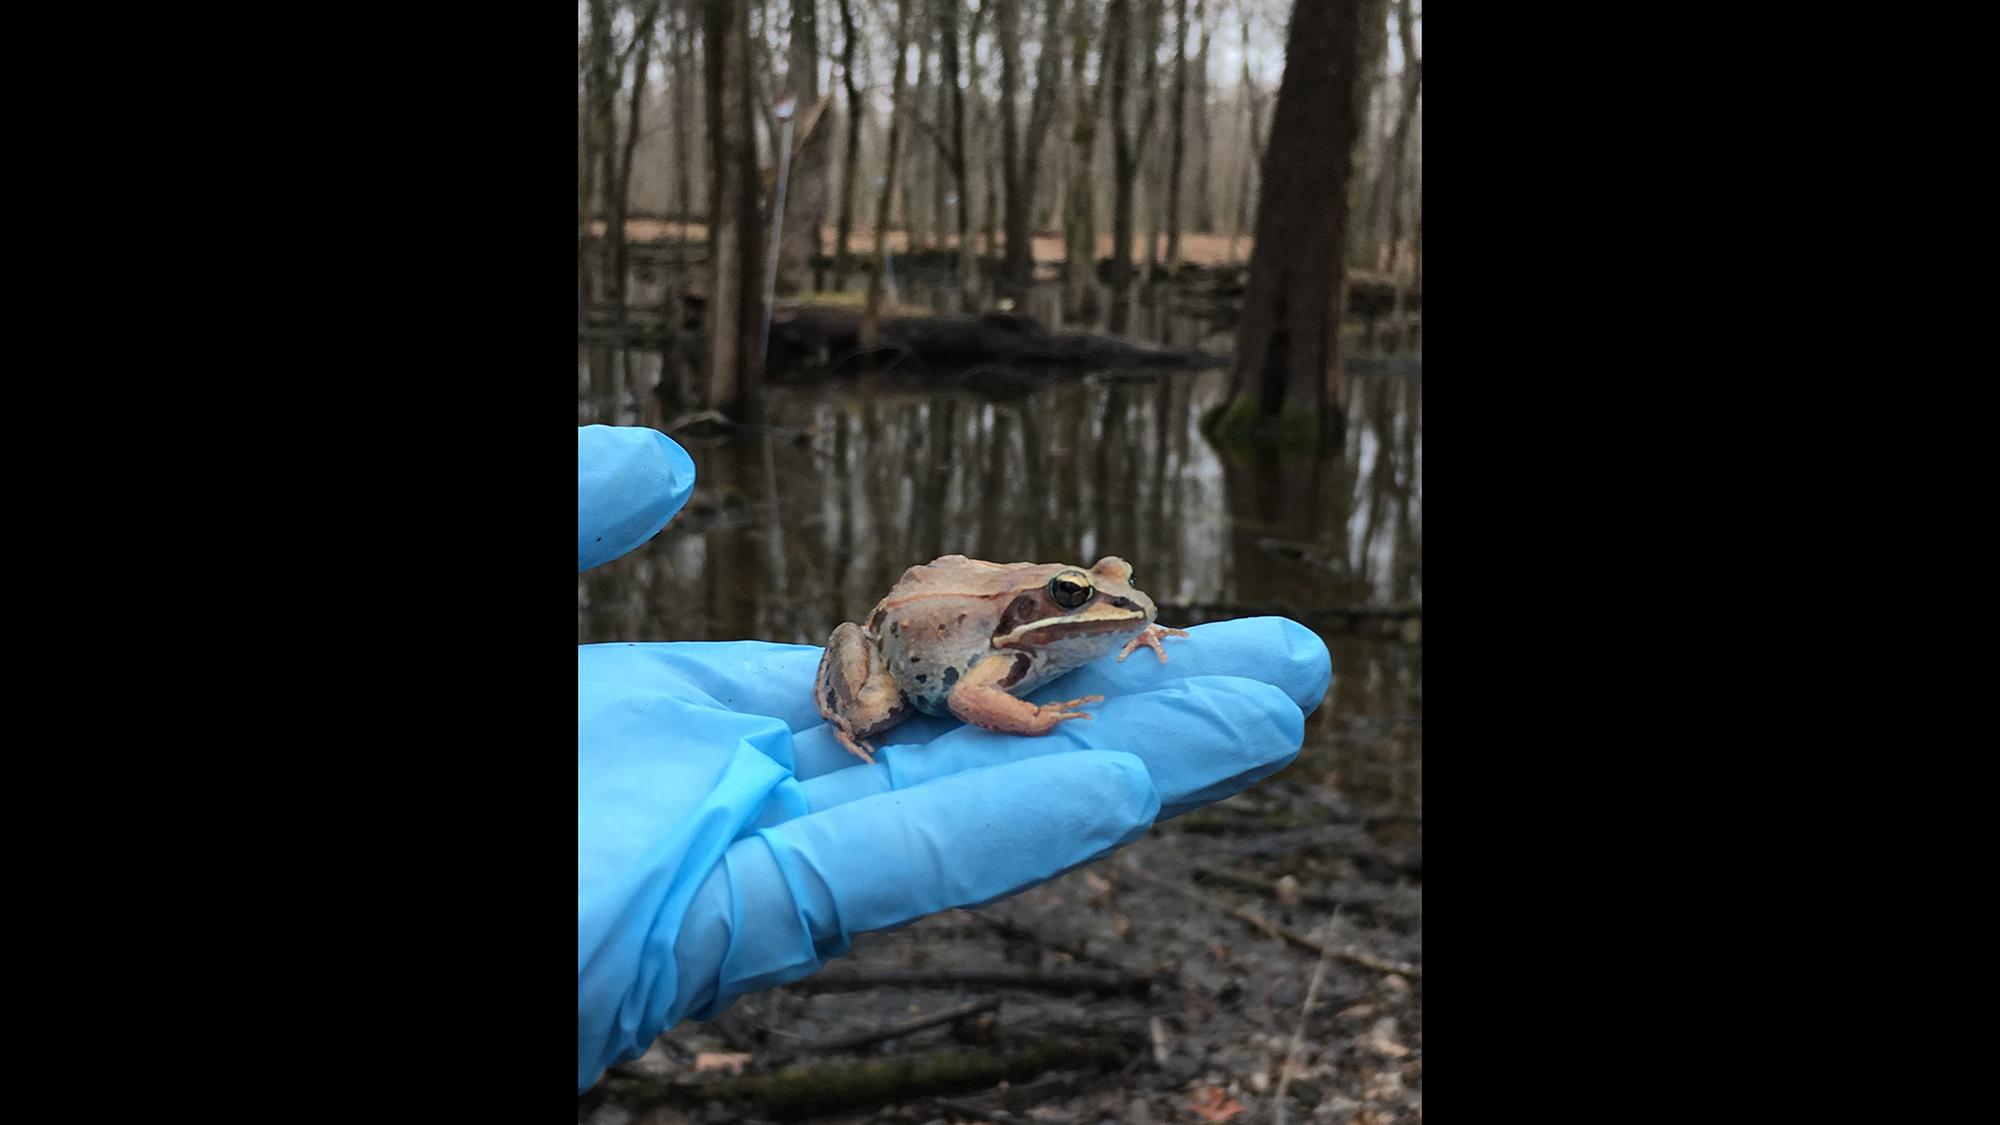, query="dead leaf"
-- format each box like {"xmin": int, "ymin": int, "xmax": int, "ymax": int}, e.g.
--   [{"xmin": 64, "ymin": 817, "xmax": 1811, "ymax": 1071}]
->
[
  {"xmin": 1360, "ymin": 1017, "xmax": 1409, "ymax": 1058},
  {"xmin": 1363, "ymin": 1065, "xmax": 1406, "ymax": 1101},
  {"xmin": 1187, "ymin": 1085, "xmax": 1247, "ymax": 1123},
  {"xmin": 1083, "ymin": 872, "xmax": 1115, "ymax": 895},
  {"xmin": 1206, "ymin": 941, "xmax": 1232, "ymax": 964},
  {"xmin": 692, "ymin": 1051, "xmax": 751, "ymax": 1075}
]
